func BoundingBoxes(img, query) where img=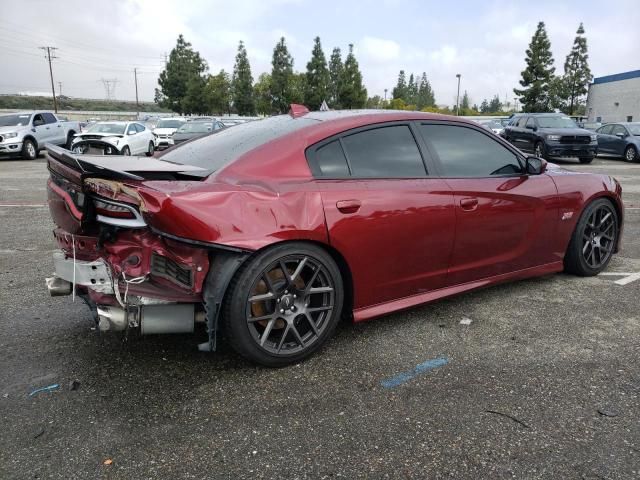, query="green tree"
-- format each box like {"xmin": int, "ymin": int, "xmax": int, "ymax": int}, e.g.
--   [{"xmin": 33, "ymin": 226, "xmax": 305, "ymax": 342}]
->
[
  {"xmin": 480, "ymin": 99, "xmax": 489, "ymax": 113},
  {"xmin": 365, "ymin": 95, "xmax": 383, "ymax": 109},
  {"xmin": 231, "ymin": 41, "xmax": 255, "ymax": 116},
  {"xmin": 271, "ymin": 37, "xmax": 295, "ymax": 114},
  {"xmin": 157, "ymin": 35, "xmax": 207, "ymax": 114},
  {"xmin": 254, "ymin": 73, "xmax": 272, "ymax": 116},
  {"xmin": 338, "ymin": 44, "xmax": 367, "ymax": 109},
  {"xmin": 460, "ymin": 90, "xmax": 470, "ymax": 113},
  {"xmin": 304, "ymin": 37, "xmax": 330, "ymax": 110},
  {"xmin": 204, "ymin": 69, "xmax": 231, "ymax": 115},
  {"xmin": 290, "ymin": 73, "xmax": 306, "ymax": 105},
  {"xmin": 488, "ymin": 94, "xmax": 502, "ymax": 112},
  {"xmin": 328, "ymin": 47, "xmax": 343, "ymax": 108},
  {"xmin": 182, "ymin": 75, "xmax": 207, "ymax": 114},
  {"xmin": 392, "ymin": 70, "xmax": 407, "ymax": 101},
  {"xmin": 514, "ymin": 21, "xmax": 556, "ymax": 112},
  {"xmin": 407, "ymin": 73, "xmax": 418, "ymax": 104},
  {"xmin": 563, "ymin": 23, "xmax": 592, "ymax": 115},
  {"xmin": 417, "ymin": 72, "xmax": 435, "ymax": 108}
]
